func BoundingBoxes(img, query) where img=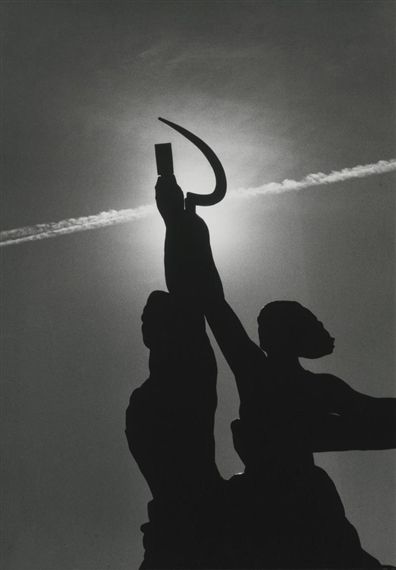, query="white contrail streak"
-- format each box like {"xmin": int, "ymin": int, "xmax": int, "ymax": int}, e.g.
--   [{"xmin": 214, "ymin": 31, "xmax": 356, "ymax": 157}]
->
[
  {"xmin": 1, "ymin": 159, "xmax": 395, "ymax": 247},
  {"xmin": 0, "ymin": 205, "xmax": 156, "ymax": 247},
  {"xmin": 232, "ymin": 158, "xmax": 396, "ymax": 197}
]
